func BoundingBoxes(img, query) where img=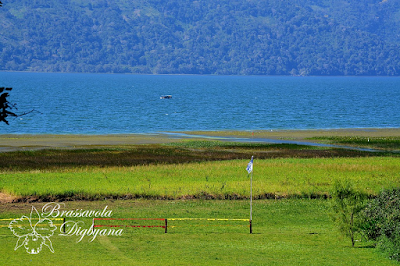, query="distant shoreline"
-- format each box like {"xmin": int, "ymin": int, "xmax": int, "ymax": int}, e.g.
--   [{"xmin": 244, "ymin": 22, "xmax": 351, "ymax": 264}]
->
[
  {"xmin": 1, "ymin": 128, "xmax": 399, "ymax": 152},
  {"xmin": 4, "ymin": 70, "xmax": 400, "ymax": 77}
]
